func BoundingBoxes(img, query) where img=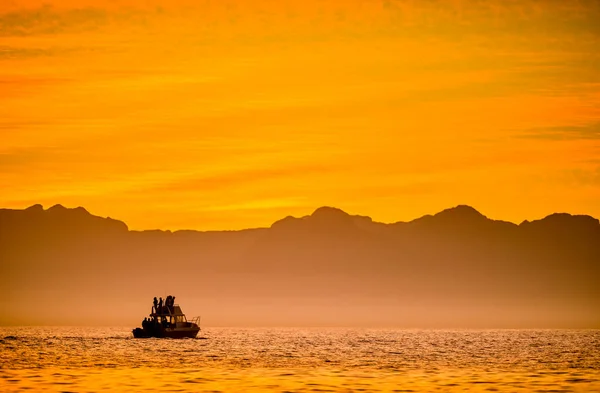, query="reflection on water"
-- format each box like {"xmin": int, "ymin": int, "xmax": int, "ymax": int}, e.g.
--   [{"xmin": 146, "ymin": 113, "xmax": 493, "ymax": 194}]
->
[{"xmin": 1, "ymin": 327, "xmax": 599, "ymax": 392}]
